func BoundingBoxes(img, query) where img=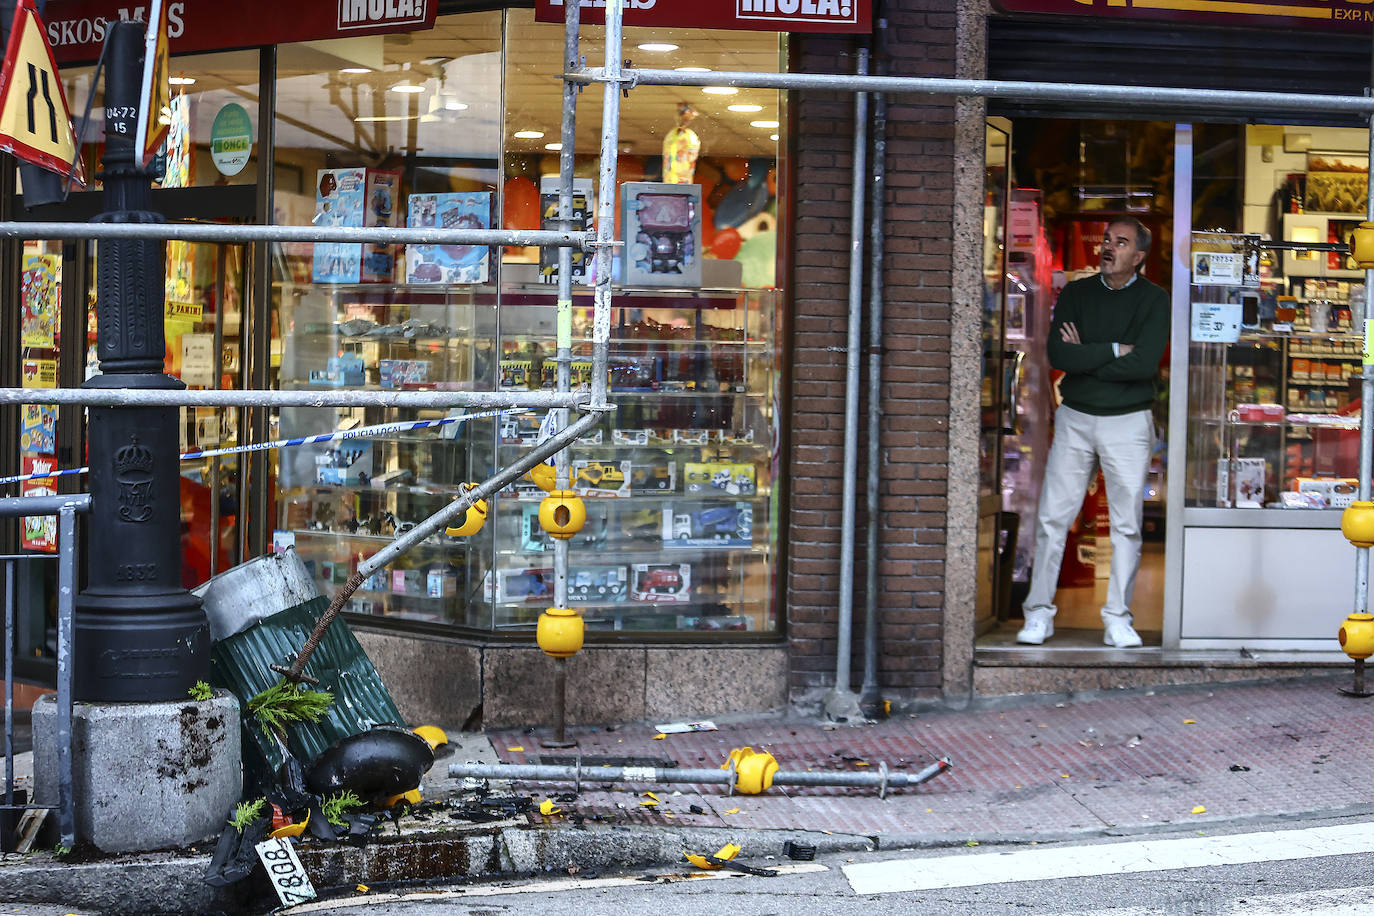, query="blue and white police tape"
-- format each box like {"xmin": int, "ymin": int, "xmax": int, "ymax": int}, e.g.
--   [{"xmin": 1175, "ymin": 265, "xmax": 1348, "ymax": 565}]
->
[{"xmin": 0, "ymin": 407, "xmax": 523, "ymax": 487}]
